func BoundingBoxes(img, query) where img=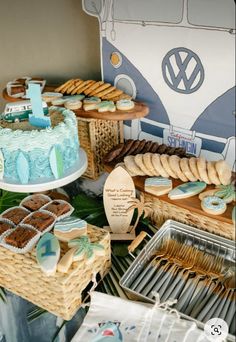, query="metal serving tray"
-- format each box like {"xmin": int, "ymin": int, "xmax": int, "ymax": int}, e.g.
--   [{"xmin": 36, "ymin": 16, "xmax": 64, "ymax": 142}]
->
[{"xmin": 120, "ymin": 219, "xmax": 236, "ymax": 341}]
